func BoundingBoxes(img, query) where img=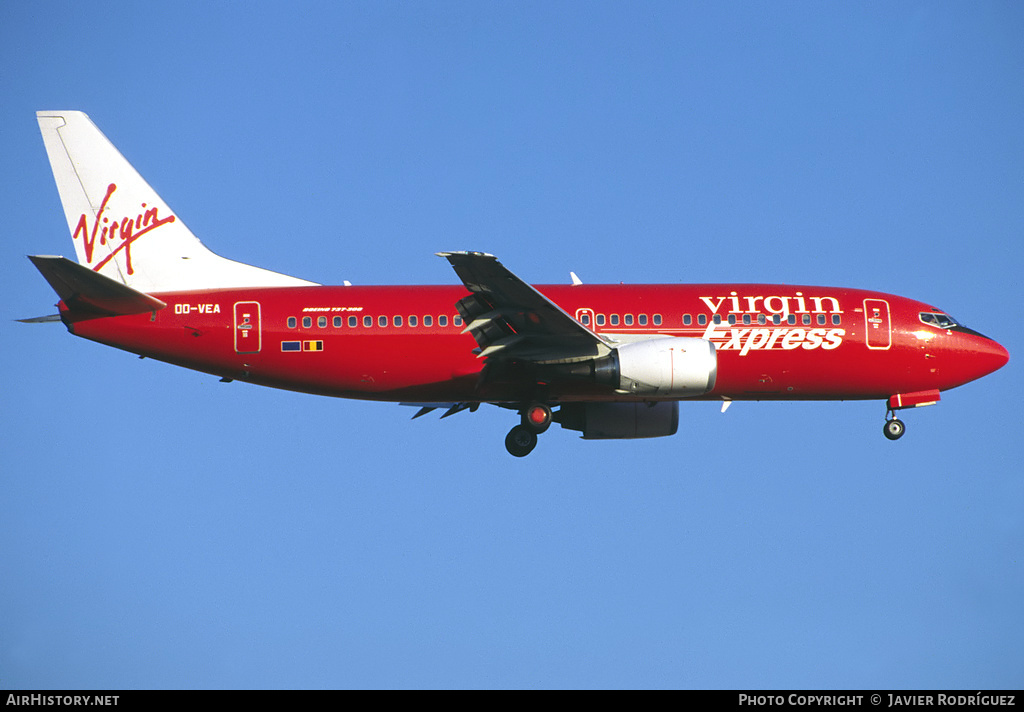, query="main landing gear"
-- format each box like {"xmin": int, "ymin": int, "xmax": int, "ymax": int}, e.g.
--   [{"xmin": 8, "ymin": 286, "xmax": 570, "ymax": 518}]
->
[
  {"xmin": 883, "ymin": 409, "xmax": 906, "ymax": 441},
  {"xmin": 504, "ymin": 403, "xmax": 553, "ymax": 457}
]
